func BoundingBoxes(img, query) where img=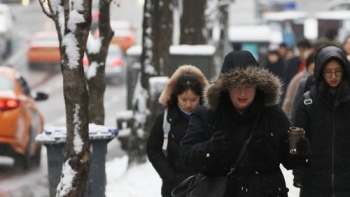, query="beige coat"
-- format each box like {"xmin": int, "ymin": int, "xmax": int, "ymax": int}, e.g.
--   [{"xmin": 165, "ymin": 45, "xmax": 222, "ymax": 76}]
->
[{"xmin": 282, "ymin": 70, "xmax": 309, "ymax": 118}]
